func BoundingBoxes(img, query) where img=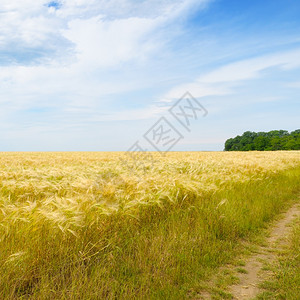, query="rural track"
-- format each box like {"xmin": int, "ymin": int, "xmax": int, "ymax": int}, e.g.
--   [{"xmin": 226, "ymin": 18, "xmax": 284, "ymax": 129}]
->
[
  {"xmin": 197, "ymin": 201, "xmax": 300, "ymax": 300},
  {"xmin": 229, "ymin": 201, "xmax": 300, "ymax": 300}
]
